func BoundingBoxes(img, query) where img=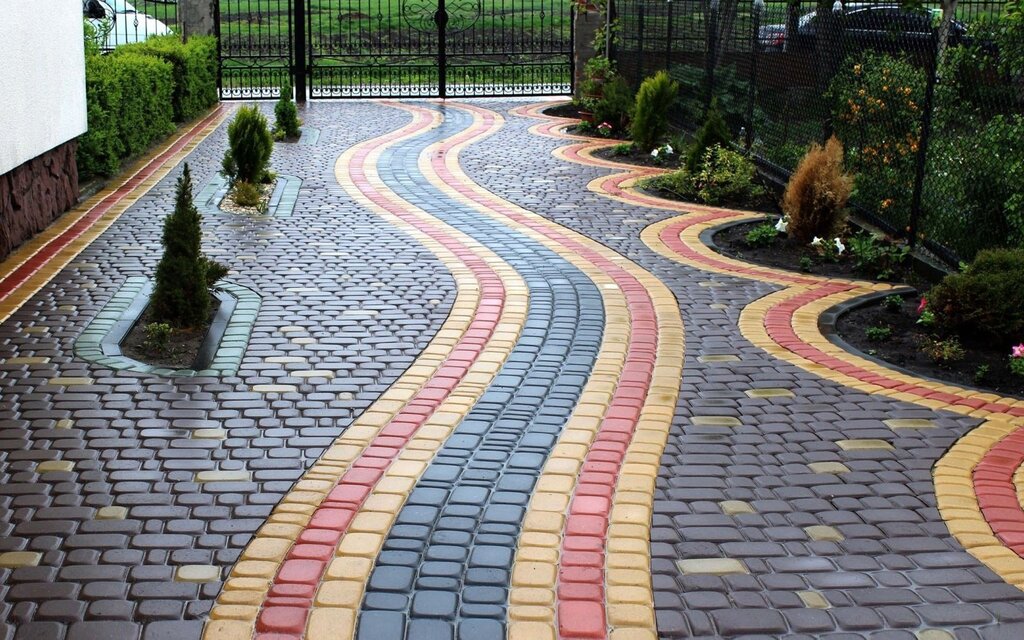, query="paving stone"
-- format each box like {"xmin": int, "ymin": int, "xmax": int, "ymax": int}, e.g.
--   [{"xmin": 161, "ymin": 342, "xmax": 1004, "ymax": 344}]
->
[{"xmin": 676, "ymin": 559, "xmax": 748, "ymax": 576}]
